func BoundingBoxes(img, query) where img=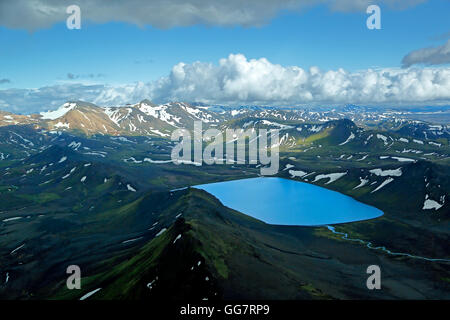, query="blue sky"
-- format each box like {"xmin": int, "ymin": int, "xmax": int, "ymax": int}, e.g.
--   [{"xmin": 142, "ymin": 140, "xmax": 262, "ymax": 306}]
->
[{"xmin": 0, "ymin": 0, "xmax": 449, "ymax": 112}]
